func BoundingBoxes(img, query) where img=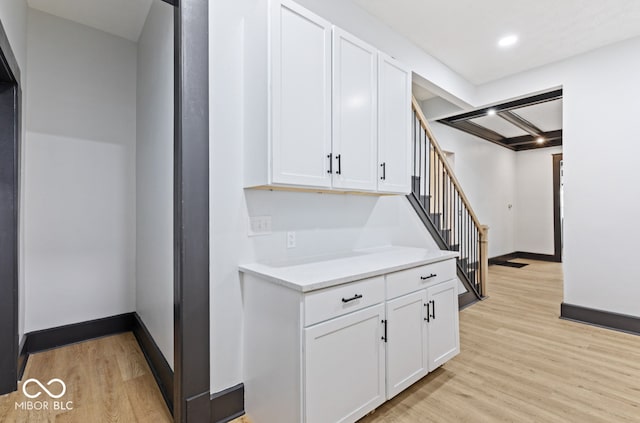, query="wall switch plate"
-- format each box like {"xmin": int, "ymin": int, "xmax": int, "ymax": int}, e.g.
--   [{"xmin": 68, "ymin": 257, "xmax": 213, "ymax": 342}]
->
[
  {"xmin": 248, "ymin": 216, "xmax": 272, "ymax": 236},
  {"xmin": 287, "ymin": 231, "xmax": 296, "ymax": 248}
]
